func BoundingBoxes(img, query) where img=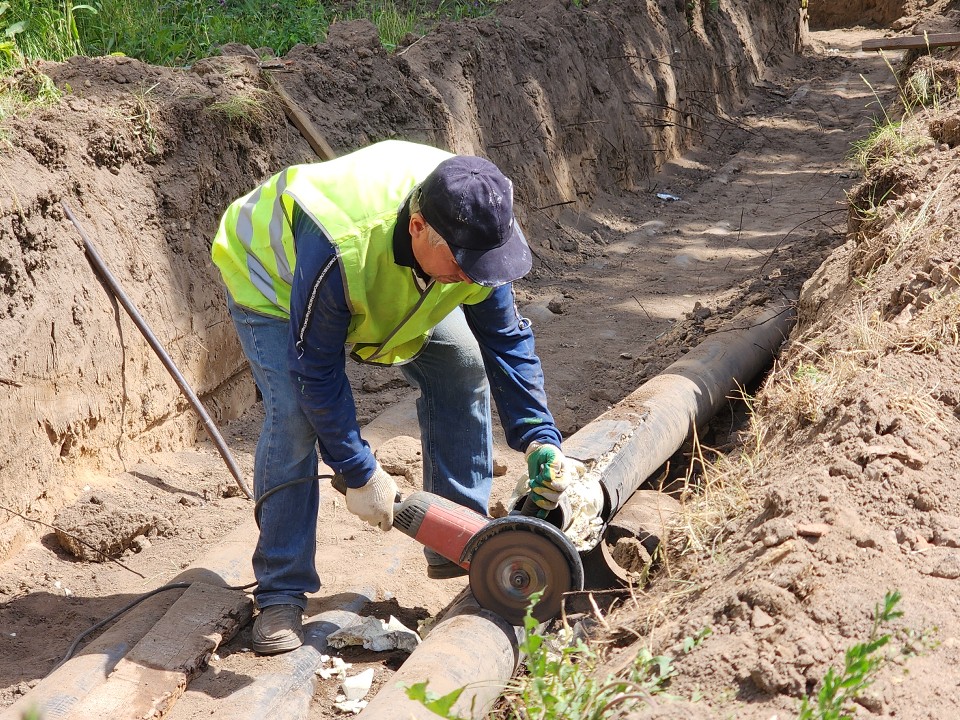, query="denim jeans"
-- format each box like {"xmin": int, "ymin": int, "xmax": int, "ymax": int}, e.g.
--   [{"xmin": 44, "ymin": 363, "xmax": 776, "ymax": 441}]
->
[{"xmin": 227, "ymin": 295, "xmax": 493, "ymax": 607}]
